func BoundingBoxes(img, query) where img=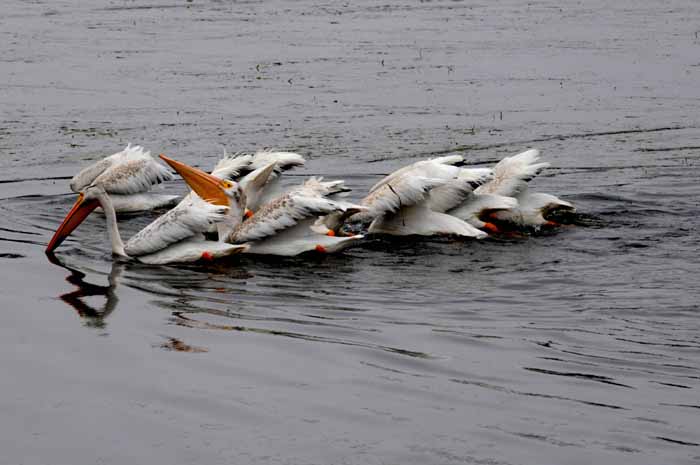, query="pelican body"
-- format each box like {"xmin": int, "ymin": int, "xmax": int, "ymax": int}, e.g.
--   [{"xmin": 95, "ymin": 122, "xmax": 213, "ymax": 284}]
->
[
  {"xmin": 161, "ymin": 157, "xmax": 365, "ymax": 257},
  {"xmin": 70, "ymin": 144, "xmax": 179, "ymax": 213},
  {"xmin": 47, "ymin": 155, "xmax": 248, "ymax": 264}
]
